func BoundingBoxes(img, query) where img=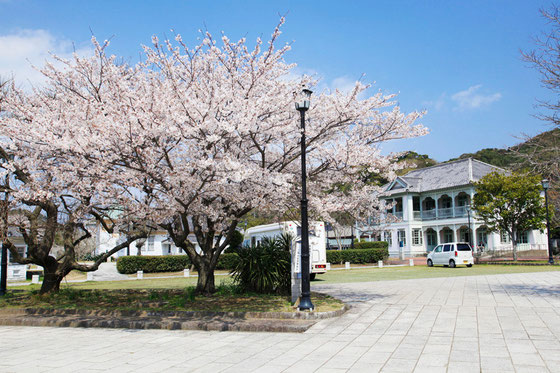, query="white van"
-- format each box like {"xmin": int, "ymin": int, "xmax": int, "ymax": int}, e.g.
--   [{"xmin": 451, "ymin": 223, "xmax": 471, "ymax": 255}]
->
[
  {"xmin": 427, "ymin": 242, "xmax": 474, "ymax": 268},
  {"xmin": 244, "ymin": 221, "xmax": 328, "ymax": 279}
]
